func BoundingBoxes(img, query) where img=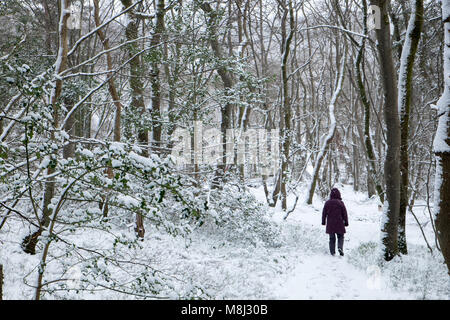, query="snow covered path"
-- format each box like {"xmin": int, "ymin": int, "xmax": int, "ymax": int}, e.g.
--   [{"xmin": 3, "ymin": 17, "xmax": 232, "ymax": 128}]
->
[
  {"xmin": 261, "ymin": 184, "xmax": 430, "ymax": 300},
  {"xmin": 274, "ymin": 254, "xmax": 405, "ymax": 300}
]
